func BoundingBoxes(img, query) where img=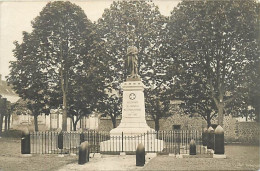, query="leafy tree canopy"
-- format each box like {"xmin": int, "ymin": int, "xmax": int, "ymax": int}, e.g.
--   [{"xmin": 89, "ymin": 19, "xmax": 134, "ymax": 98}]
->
[
  {"xmin": 166, "ymin": 0, "xmax": 259, "ymax": 125},
  {"xmin": 8, "ymin": 1, "xmax": 104, "ymax": 131},
  {"xmin": 96, "ymin": 1, "xmax": 172, "ymax": 128}
]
